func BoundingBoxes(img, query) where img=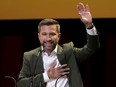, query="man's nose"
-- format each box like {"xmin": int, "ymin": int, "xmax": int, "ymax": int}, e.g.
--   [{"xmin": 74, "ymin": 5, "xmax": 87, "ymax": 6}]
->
[{"xmin": 46, "ymin": 35, "xmax": 52, "ymax": 41}]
